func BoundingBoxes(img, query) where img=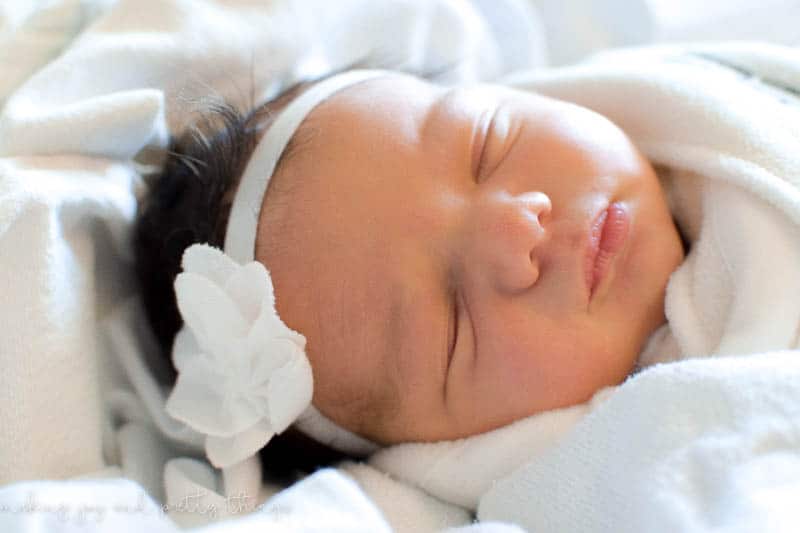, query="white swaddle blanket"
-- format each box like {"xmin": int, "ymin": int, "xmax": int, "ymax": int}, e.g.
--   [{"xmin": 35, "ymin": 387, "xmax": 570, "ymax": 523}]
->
[{"xmin": 338, "ymin": 43, "xmax": 800, "ymax": 532}]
